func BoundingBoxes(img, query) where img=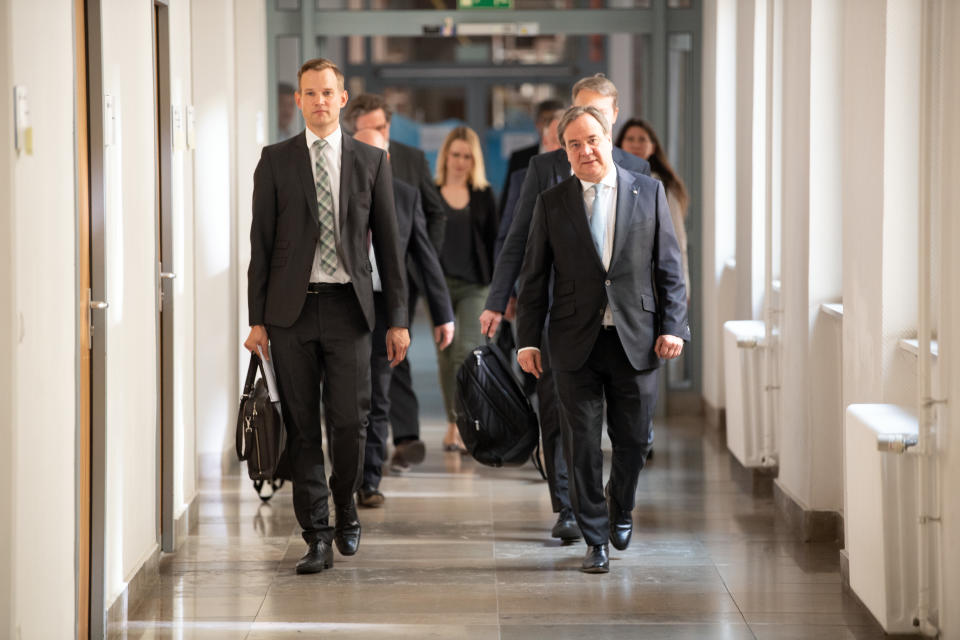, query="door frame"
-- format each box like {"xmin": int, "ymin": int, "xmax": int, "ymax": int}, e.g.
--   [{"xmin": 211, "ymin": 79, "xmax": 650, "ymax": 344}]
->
[
  {"xmin": 83, "ymin": 0, "xmax": 109, "ymax": 637},
  {"xmin": 153, "ymin": 0, "xmax": 176, "ymax": 554},
  {"xmin": 74, "ymin": 0, "xmax": 92, "ymax": 636}
]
